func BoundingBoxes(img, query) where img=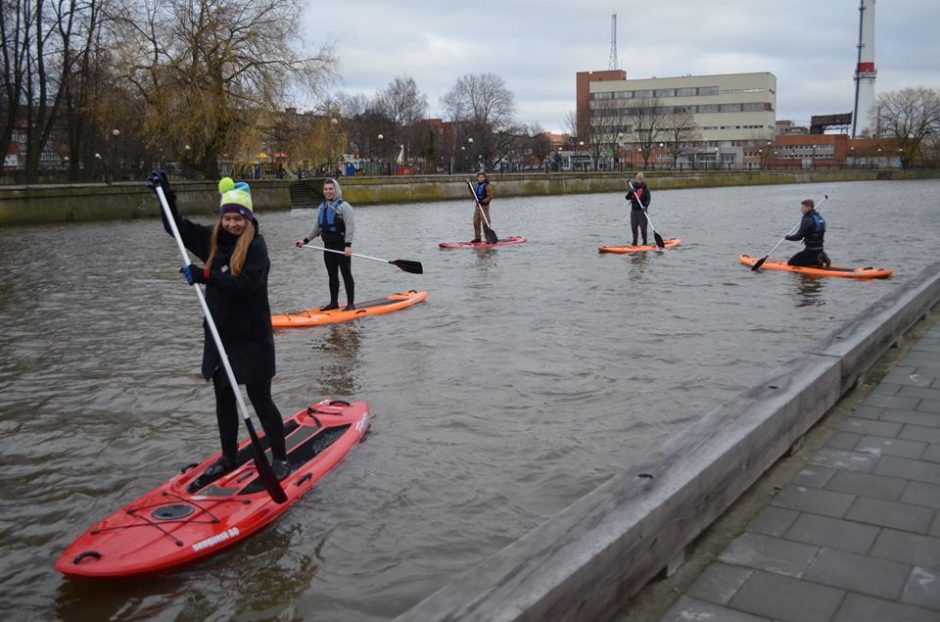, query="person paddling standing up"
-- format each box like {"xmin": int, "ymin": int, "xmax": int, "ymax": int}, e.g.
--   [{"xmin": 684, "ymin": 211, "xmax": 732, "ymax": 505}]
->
[
  {"xmin": 785, "ymin": 198, "xmax": 830, "ymax": 267},
  {"xmin": 295, "ymin": 178, "xmax": 356, "ymax": 310},
  {"xmin": 146, "ymin": 172, "xmax": 290, "ymax": 480},
  {"xmin": 471, "ymin": 171, "xmax": 494, "ymax": 243},
  {"xmin": 625, "ymin": 172, "xmax": 652, "ymax": 246}
]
